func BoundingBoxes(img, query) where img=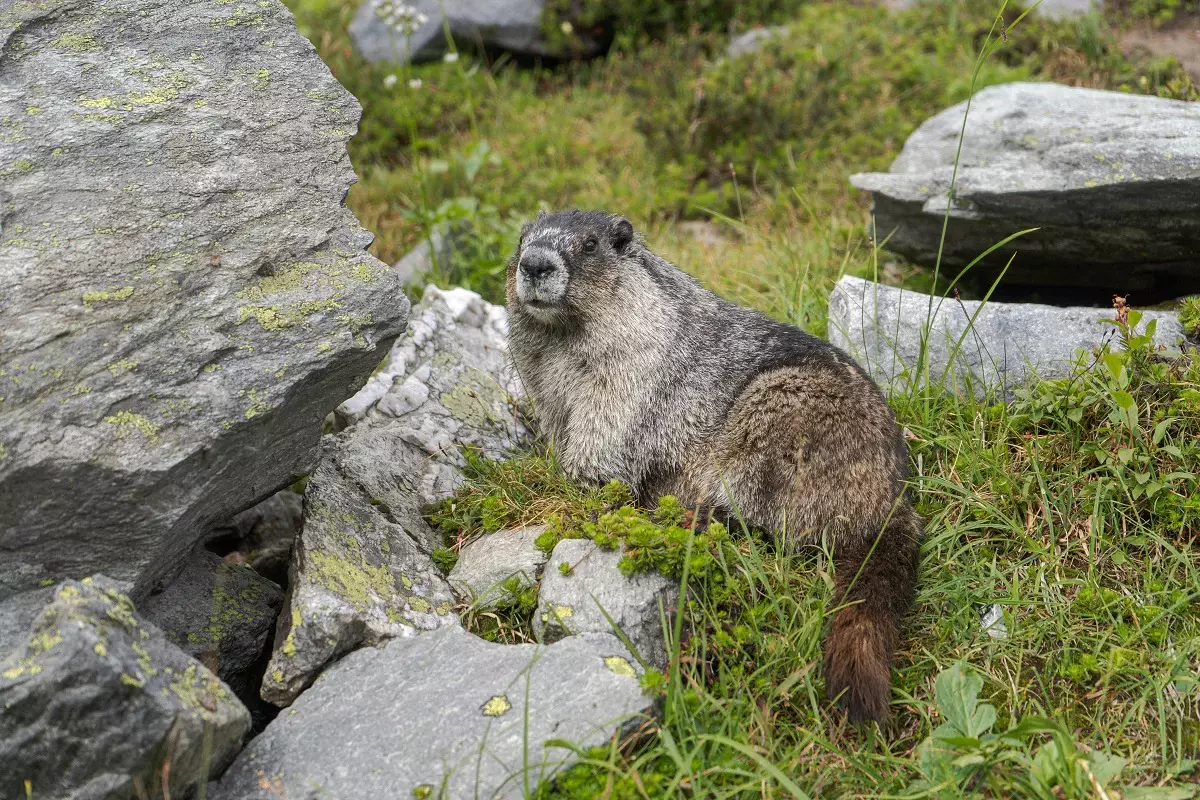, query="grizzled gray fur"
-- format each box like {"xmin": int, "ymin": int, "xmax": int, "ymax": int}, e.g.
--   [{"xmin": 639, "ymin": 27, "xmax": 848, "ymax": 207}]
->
[{"xmin": 506, "ymin": 210, "xmax": 921, "ymax": 725}]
